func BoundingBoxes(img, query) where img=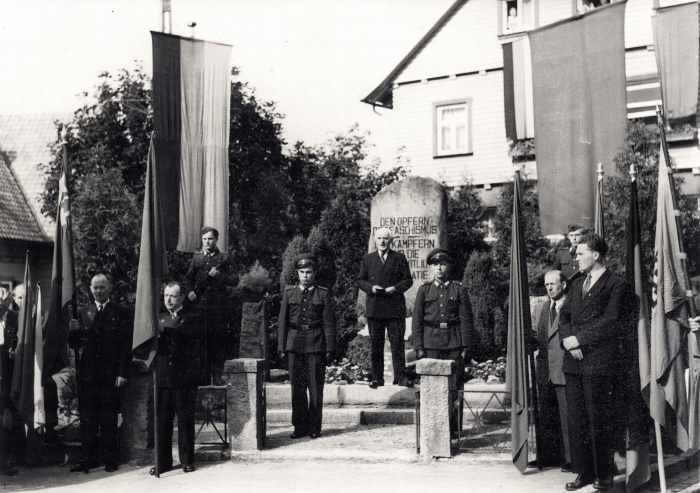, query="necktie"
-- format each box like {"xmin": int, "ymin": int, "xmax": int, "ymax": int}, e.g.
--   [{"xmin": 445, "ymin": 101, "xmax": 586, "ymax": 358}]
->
[
  {"xmin": 582, "ymin": 275, "xmax": 592, "ymax": 298},
  {"xmin": 550, "ymin": 303, "xmax": 557, "ymax": 326},
  {"xmin": 380, "ymin": 253, "xmax": 385, "ymax": 264},
  {"xmin": 97, "ymin": 303, "xmax": 103, "ymax": 312}
]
